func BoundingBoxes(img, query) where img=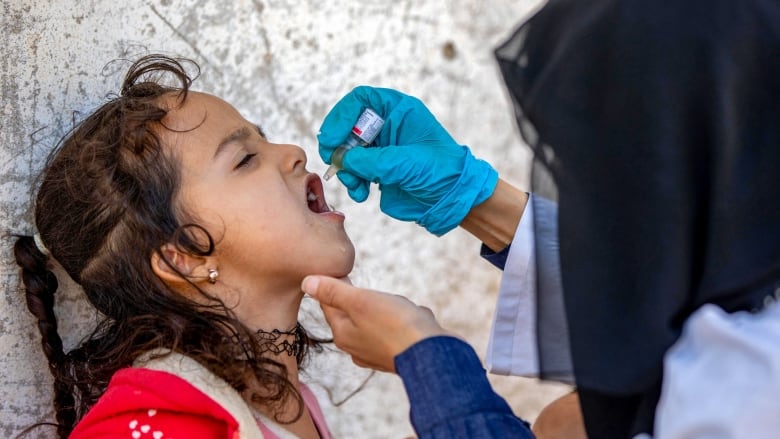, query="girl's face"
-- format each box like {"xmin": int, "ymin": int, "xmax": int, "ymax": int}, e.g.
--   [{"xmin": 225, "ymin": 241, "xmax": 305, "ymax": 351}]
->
[{"xmin": 161, "ymin": 91, "xmax": 354, "ymax": 295}]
